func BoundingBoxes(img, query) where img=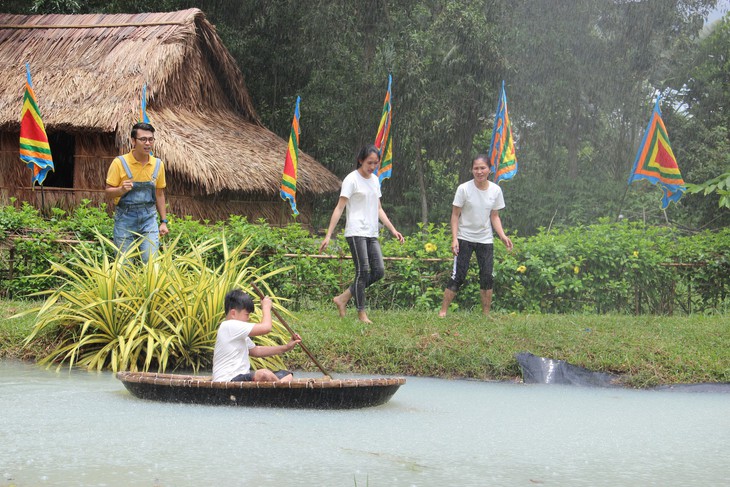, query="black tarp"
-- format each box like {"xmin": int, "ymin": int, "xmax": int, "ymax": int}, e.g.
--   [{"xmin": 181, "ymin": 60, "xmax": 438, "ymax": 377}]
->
[
  {"xmin": 515, "ymin": 352, "xmax": 621, "ymax": 387},
  {"xmin": 515, "ymin": 352, "xmax": 730, "ymax": 392}
]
